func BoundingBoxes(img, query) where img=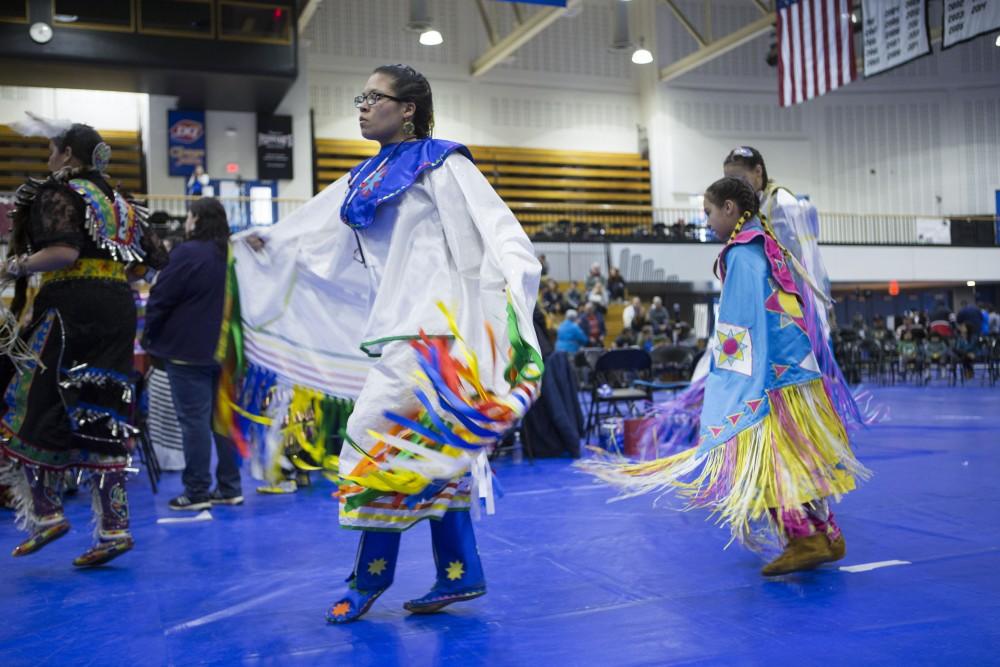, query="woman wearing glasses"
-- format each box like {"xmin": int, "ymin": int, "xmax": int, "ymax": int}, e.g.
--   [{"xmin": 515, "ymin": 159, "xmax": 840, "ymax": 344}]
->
[{"xmin": 225, "ymin": 64, "xmax": 543, "ymax": 622}]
